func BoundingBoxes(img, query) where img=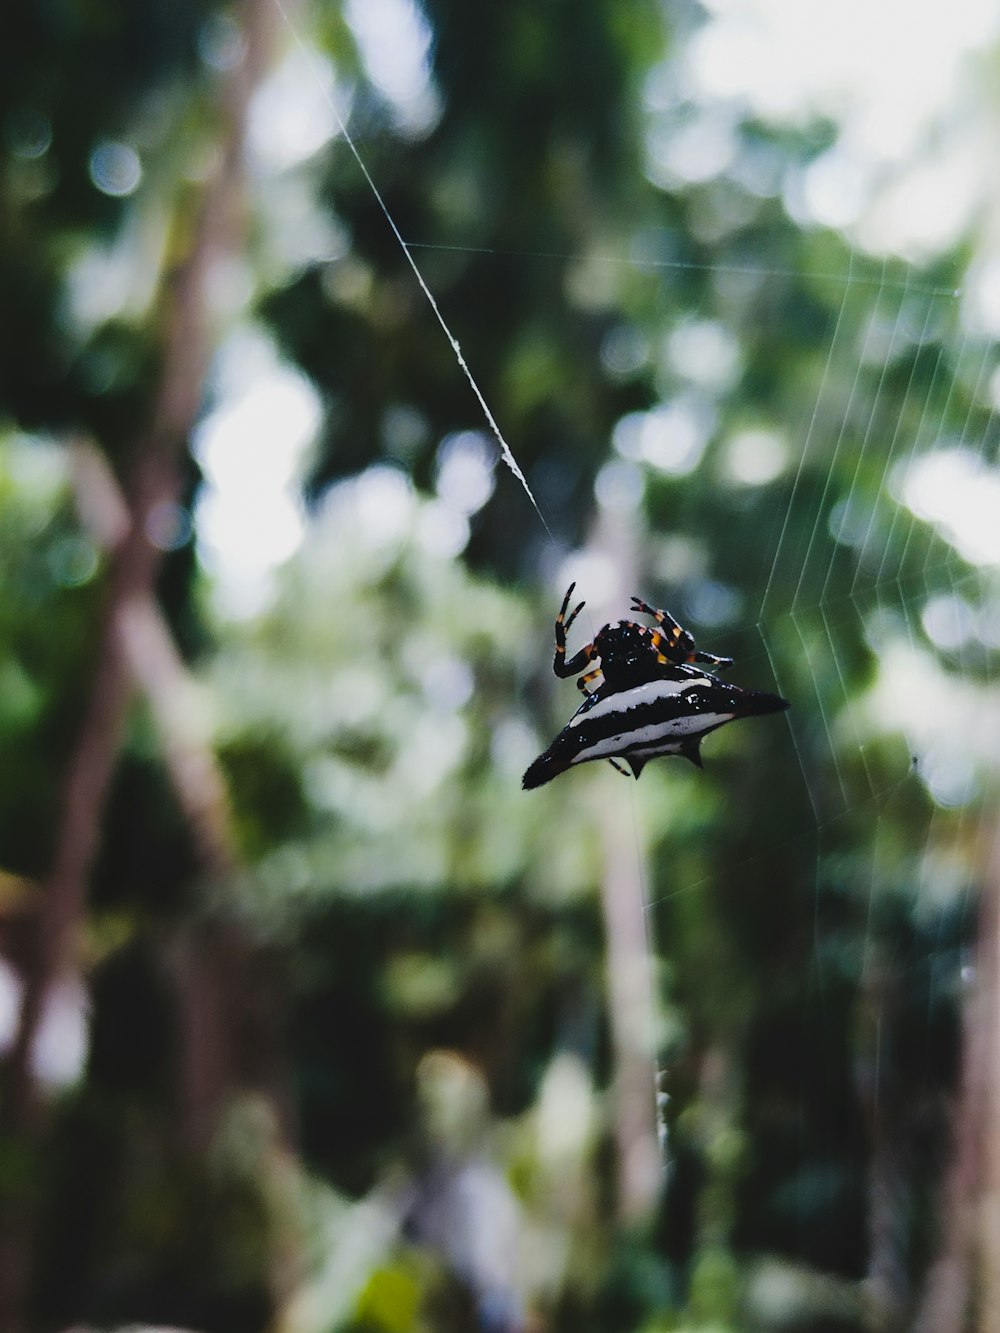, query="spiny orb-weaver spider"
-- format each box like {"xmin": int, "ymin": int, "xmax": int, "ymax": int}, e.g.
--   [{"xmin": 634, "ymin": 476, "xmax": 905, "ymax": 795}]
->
[{"xmin": 522, "ymin": 583, "xmax": 788, "ymax": 789}]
